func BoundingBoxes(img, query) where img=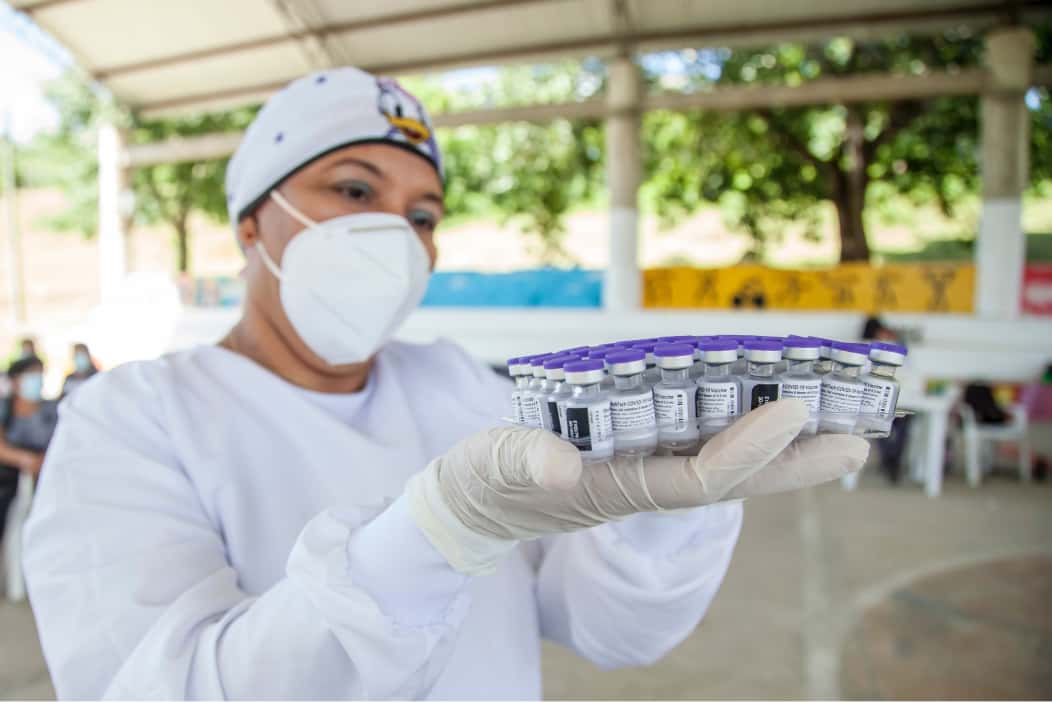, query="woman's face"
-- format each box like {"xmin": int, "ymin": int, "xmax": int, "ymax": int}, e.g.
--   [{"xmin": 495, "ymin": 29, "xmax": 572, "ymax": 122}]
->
[{"xmin": 237, "ymin": 142, "xmax": 444, "ymax": 368}]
